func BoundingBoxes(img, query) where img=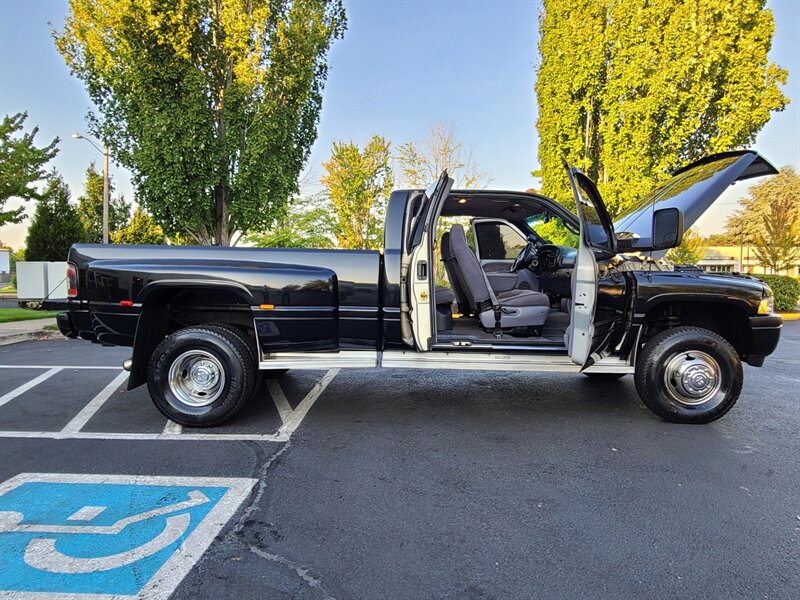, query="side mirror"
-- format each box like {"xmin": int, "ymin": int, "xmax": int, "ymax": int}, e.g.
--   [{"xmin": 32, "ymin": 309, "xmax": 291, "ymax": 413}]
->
[{"xmin": 652, "ymin": 207, "xmax": 684, "ymax": 250}]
